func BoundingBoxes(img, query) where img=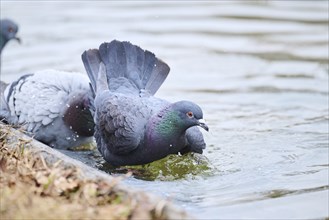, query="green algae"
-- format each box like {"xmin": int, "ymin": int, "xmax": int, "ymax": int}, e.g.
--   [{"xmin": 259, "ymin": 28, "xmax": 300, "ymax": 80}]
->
[{"xmin": 100, "ymin": 152, "xmax": 215, "ymax": 181}]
